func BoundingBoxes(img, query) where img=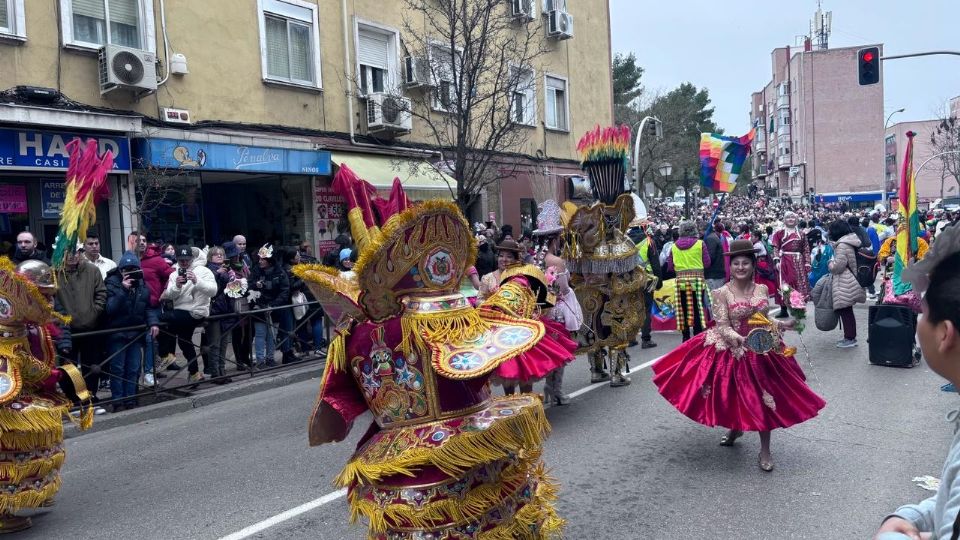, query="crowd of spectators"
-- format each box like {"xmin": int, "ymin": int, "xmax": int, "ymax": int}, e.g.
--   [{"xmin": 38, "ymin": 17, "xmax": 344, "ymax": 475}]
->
[{"xmin": 7, "ymin": 229, "xmax": 334, "ymax": 414}]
